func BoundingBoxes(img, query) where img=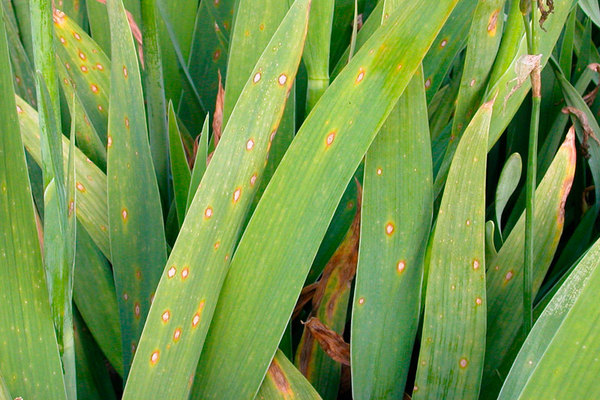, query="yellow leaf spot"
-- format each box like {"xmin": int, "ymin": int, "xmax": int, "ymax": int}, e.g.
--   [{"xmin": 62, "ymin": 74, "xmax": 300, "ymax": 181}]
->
[
  {"xmin": 358, "ymin": 297, "xmax": 365, "ymax": 305},
  {"xmin": 173, "ymin": 328, "xmax": 182, "ymax": 341},
  {"xmin": 459, "ymin": 358, "xmax": 469, "ymax": 368},
  {"xmin": 397, "ymin": 260, "xmax": 406, "ymax": 274},
  {"xmin": 90, "ymin": 84, "xmax": 99, "ymax": 94},
  {"xmin": 250, "ymin": 173, "xmax": 257, "ymax": 186},
  {"xmin": 233, "ymin": 188, "xmax": 242, "ymax": 203},
  {"xmin": 204, "ymin": 206, "xmax": 213, "ymax": 219},
  {"xmin": 76, "ymin": 182, "xmax": 86, "ymax": 192},
  {"xmin": 150, "ymin": 350, "xmax": 160, "ymax": 366},
  {"xmin": 355, "ymin": 67, "xmax": 365, "ymax": 84},
  {"xmin": 385, "ymin": 222, "xmax": 395, "ymax": 236},
  {"xmin": 440, "ymin": 39, "xmax": 448, "ymax": 48},
  {"xmin": 80, "ymin": 65, "xmax": 88, "ymax": 73},
  {"xmin": 253, "ymin": 72, "xmax": 261, "ymax": 83},
  {"xmin": 181, "ymin": 267, "xmax": 189, "ymax": 280},
  {"xmin": 134, "ymin": 302, "xmax": 141, "ymax": 318},
  {"xmin": 167, "ymin": 266, "xmax": 176, "ymax": 278},
  {"xmin": 121, "ymin": 208, "xmax": 128, "ymax": 221},
  {"xmin": 123, "ymin": 66, "xmax": 128, "ymax": 78},
  {"xmin": 278, "ymin": 74, "xmax": 287, "ymax": 86},
  {"xmin": 326, "ymin": 131, "xmax": 336, "ymax": 146},
  {"xmin": 246, "ymin": 139, "xmax": 255, "ymax": 151},
  {"xmin": 73, "ymin": 32, "xmax": 81, "ymax": 41},
  {"xmin": 161, "ymin": 310, "xmax": 171, "ymax": 323}
]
